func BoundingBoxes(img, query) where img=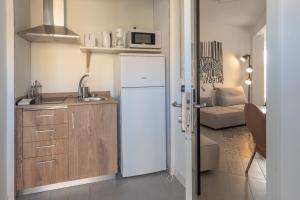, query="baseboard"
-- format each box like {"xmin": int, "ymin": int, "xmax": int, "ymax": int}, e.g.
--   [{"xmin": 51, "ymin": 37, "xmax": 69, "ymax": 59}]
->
[
  {"xmin": 174, "ymin": 169, "xmax": 185, "ymax": 186},
  {"xmin": 17, "ymin": 175, "xmax": 116, "ymax": 196}
]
